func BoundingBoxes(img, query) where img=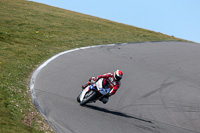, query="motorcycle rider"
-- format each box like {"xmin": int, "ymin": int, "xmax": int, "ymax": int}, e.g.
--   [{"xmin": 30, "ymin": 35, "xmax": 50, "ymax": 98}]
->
[{"xmin": 82, "ymin": 70, "xmax": 123, "ymax": 104}]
